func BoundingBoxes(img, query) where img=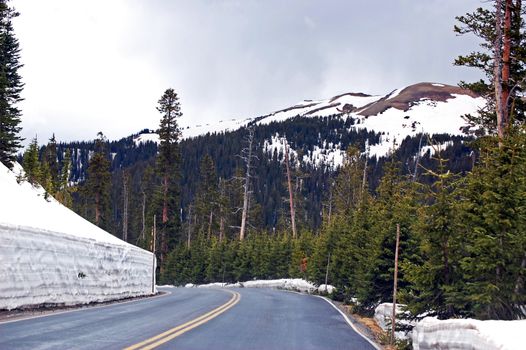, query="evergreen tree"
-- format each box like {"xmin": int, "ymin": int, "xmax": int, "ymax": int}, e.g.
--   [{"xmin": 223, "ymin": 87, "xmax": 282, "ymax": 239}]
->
[
  {"xmin": 455, "ymin": 131, "xmax": 526, "ymax": 319},
  {"xmin": 403, "ymin": 153, "xmax": 462, "ymax": 320},
  {"xmin": 43, "ymin": 134, "xmax": 59, "ymax": 194},
  {"xmin": 85, "ymin": 132, "xmax": 111, "ymax": 229},
  {"xmin": 55, "ymin": 148, "xmax": 73, "ymax": 207},
  {"xmin": 193, "ymin": 154, "xmax": 219, "ymax": 239},
  {"xmin": 0, "ymin": 1, "xmax": 23, "ymax": 169},
  {"xmin": 156, "ymin": 88, "xmax": 182, "ymax": 268},
  {"xmin": 22, "ymin": 136, "xmax": 40, "ymax": 185}
]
